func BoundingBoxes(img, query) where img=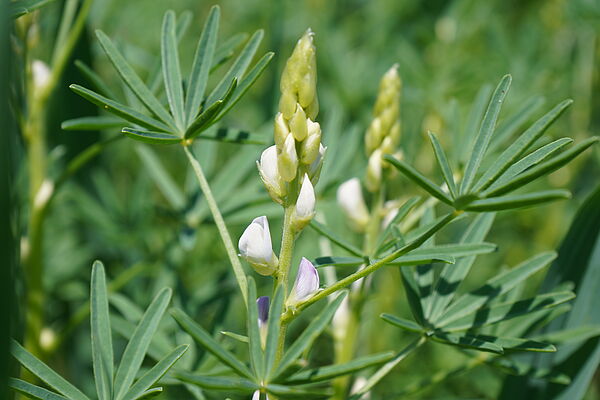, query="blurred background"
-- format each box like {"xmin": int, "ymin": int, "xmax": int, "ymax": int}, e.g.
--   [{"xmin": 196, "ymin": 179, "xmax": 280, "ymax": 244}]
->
[{"xmin": 10, "ymin": 0, "xmax": 600, "ymax": 398}]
